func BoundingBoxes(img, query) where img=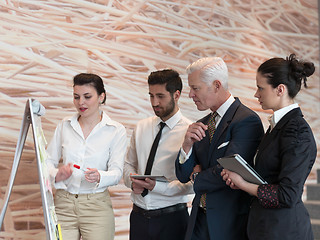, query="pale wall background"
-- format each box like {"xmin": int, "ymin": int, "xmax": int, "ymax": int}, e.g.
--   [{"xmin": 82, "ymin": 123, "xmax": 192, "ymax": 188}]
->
[{"xmin": 0, "ymin": 0, "xmax": 319, "ymax": 239}]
